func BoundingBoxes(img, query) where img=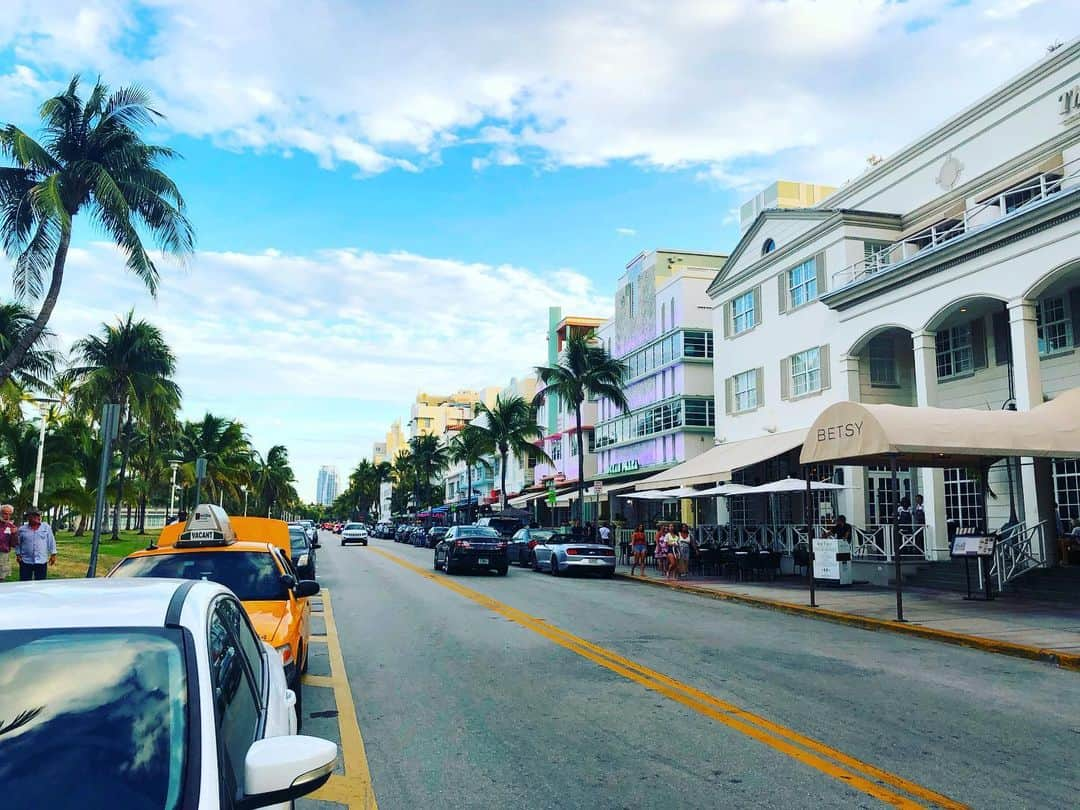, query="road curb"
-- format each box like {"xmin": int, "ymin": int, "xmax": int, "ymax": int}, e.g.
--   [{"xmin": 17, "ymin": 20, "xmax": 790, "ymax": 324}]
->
[{"xmin": 615, "ymin": 573, "xmax": 1080, "ymax": 672}]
